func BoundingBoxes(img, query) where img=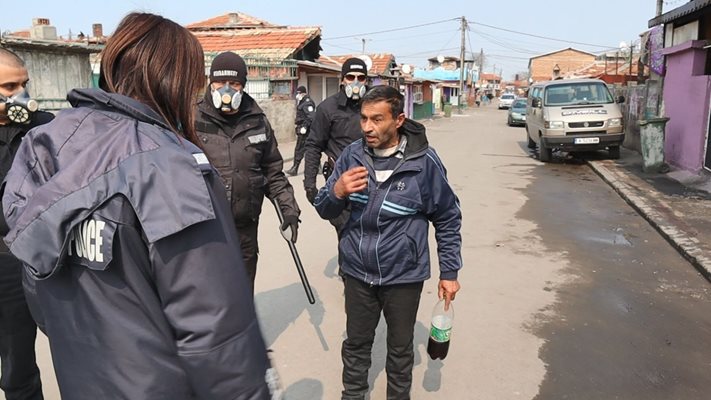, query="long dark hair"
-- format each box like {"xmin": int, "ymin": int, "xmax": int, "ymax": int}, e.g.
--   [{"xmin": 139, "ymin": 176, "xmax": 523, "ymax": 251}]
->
[{"xmin": 99, "ymin": 13, "xmax": 205, "ymax": 145}]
